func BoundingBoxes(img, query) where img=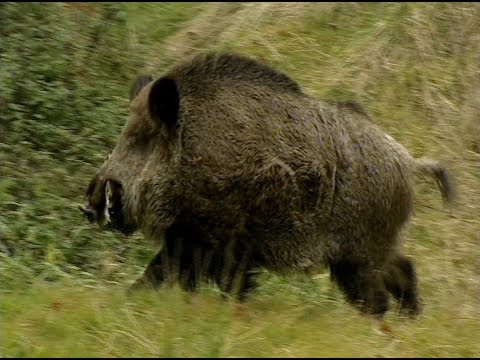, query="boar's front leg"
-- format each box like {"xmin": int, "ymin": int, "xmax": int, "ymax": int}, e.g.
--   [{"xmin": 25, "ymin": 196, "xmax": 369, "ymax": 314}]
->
[
  {"xmin": 209, "ymin": 239, "xmax": 259, "ymax": 301},
  {"xmin": 128, "ymin": 234, "xmax": 208, "ymax": 294},
  {"xmin": 214, "ymin": 265, "xmax": 258, "ymax": 302},
  {"xmin": 128, "ymin": 250, "xmax": 167, "ymax": 292}
]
